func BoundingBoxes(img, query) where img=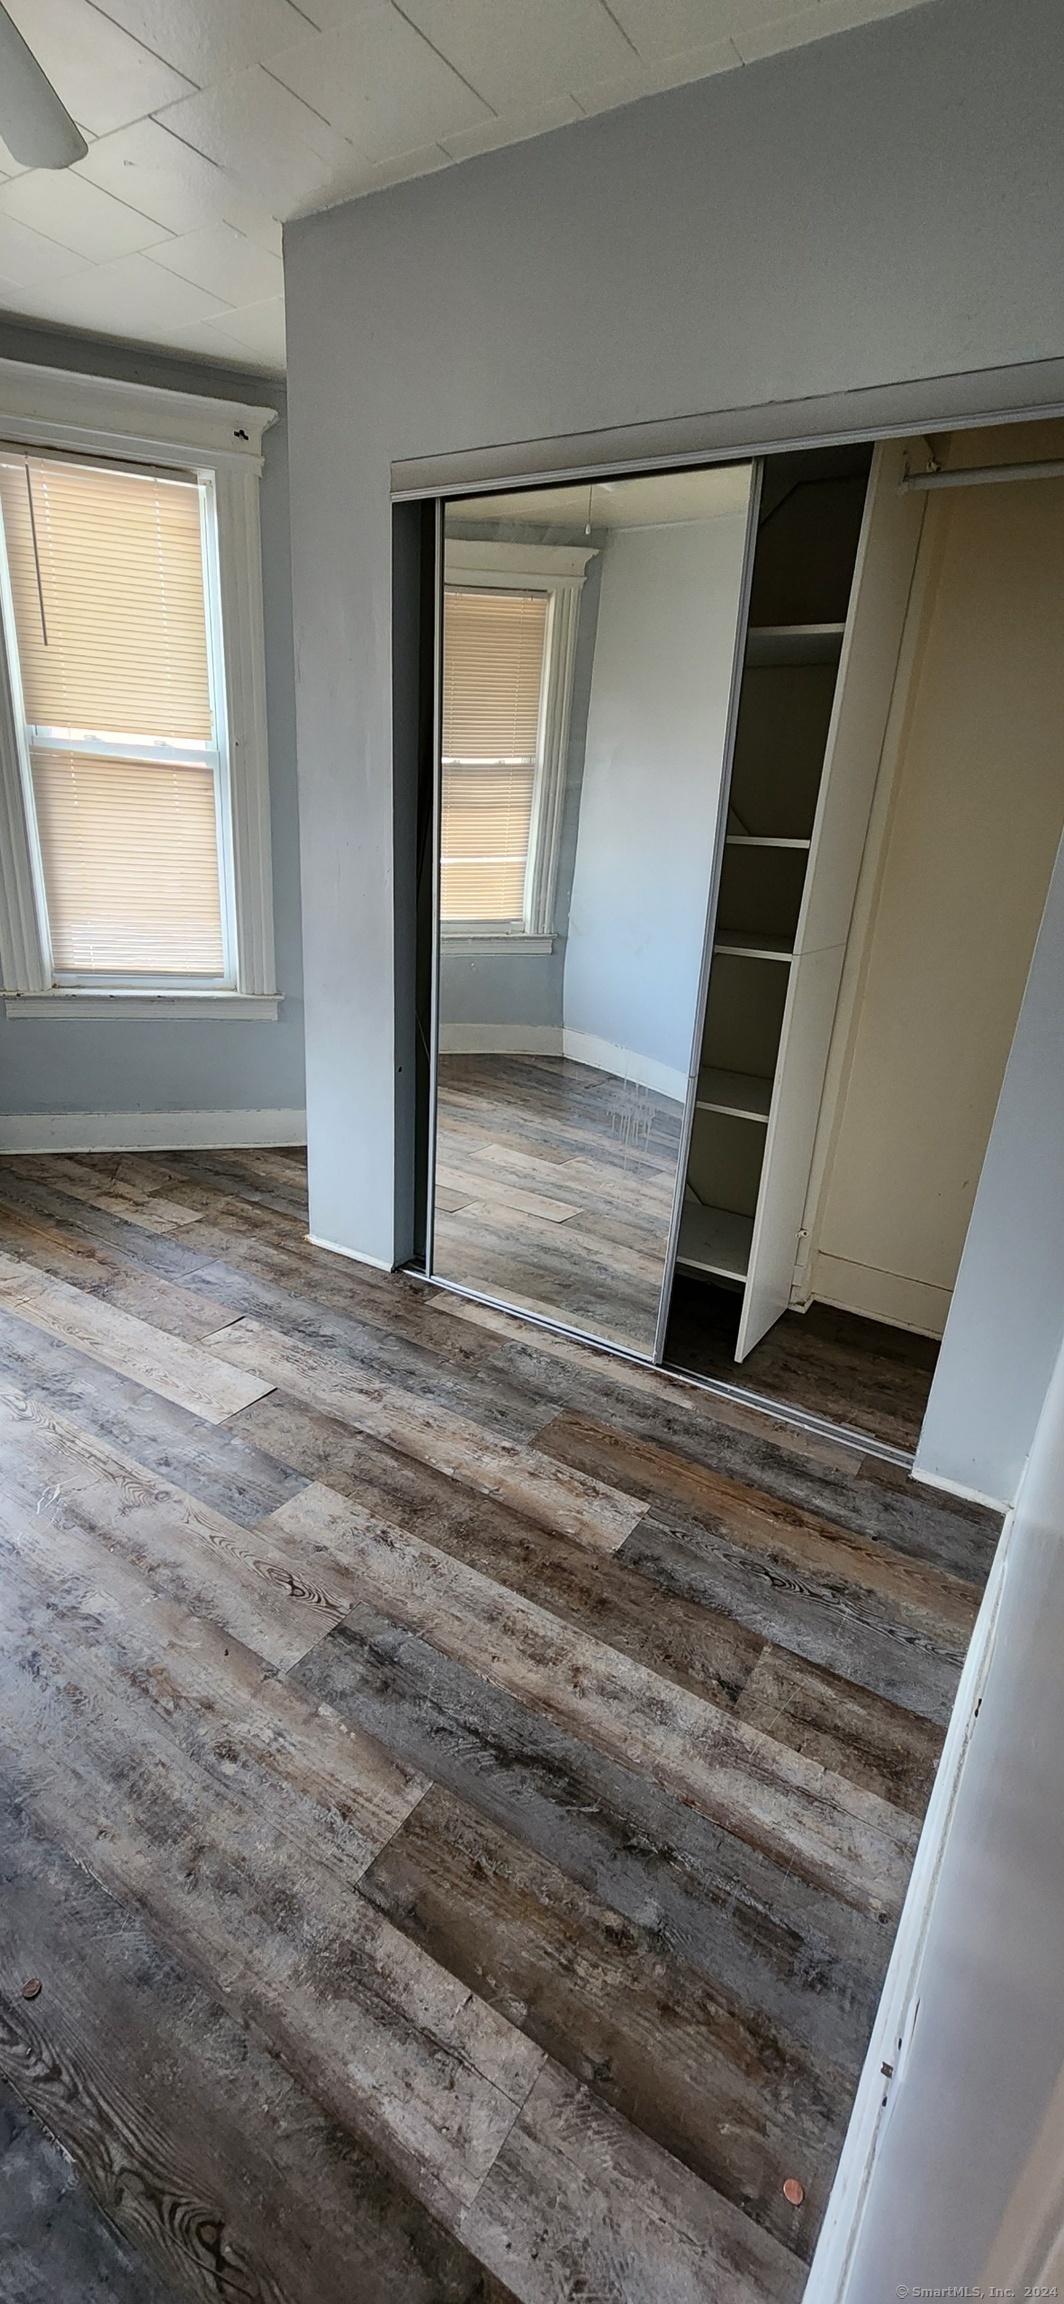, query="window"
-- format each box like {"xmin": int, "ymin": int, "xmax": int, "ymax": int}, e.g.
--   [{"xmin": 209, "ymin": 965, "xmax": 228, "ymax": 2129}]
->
[
  {"xmin": 440, "ymin": 542, "xmax": 592, "ymax": 945},
  {"xmin": 0, "ymin": 453, "xmax": 230, "ymax": 983},
  {"xmin": 0, "ymin": 362, "xmax": 278, "ymax": 1020}
]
